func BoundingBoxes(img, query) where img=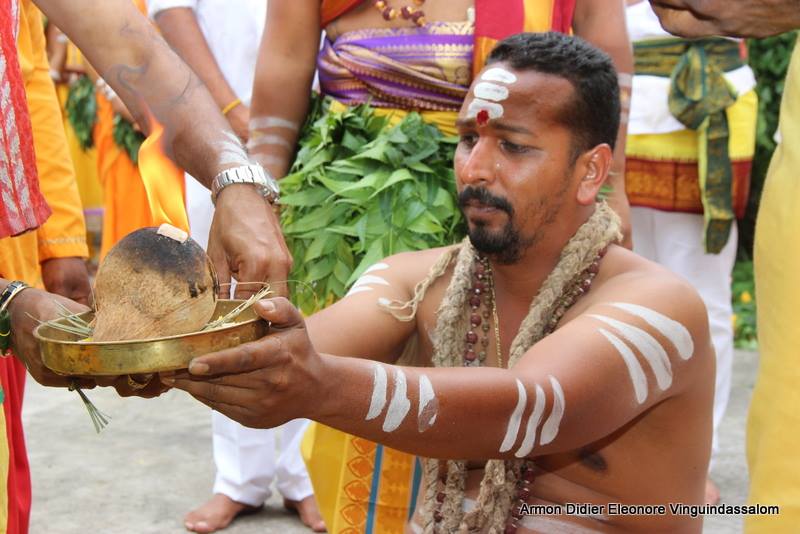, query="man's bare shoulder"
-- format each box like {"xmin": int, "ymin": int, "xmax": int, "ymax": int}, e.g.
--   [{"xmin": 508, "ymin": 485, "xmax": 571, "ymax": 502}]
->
[
  {"xmin": 576, "ymin": 244, "xmax": 712, "ymax": 360},
  {"xmin": 380, "ymin": 244, "xmax": 459, "ymax": 292}
]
